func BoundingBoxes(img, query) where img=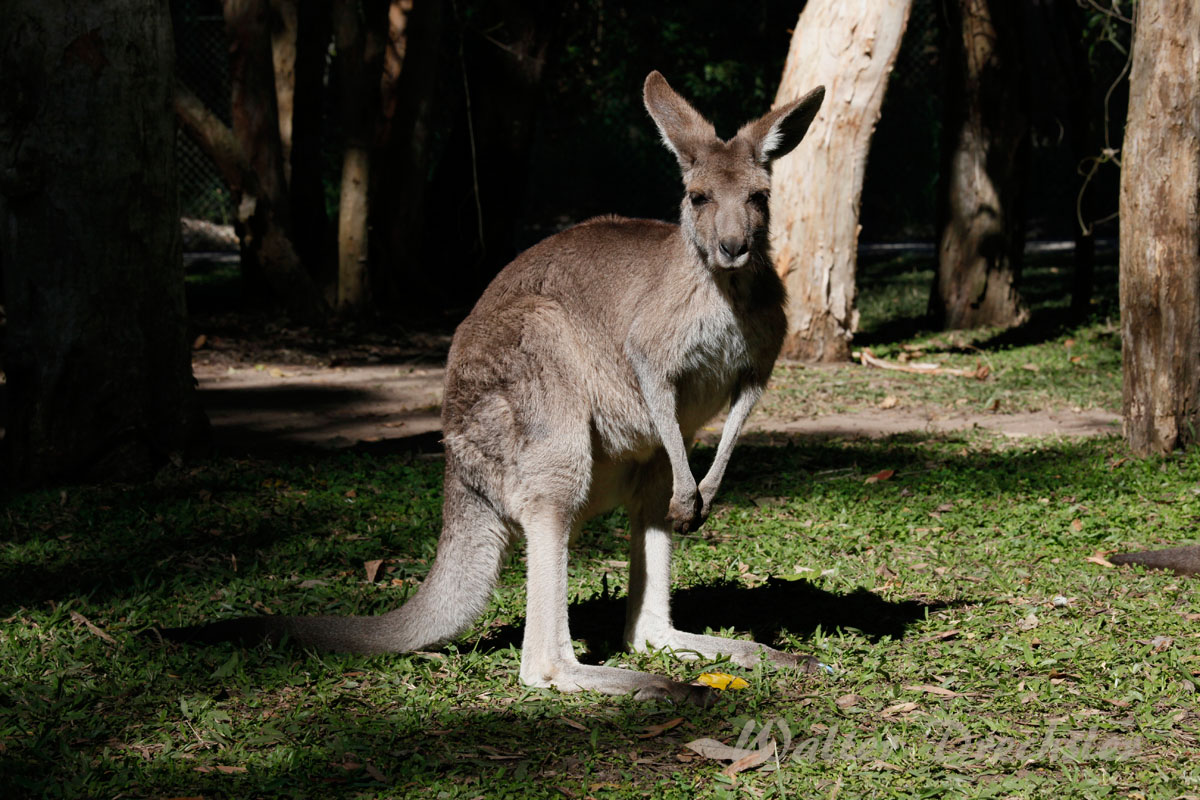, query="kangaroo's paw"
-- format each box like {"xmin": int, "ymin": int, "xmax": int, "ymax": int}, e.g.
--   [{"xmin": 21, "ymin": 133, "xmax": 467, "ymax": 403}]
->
[
  {"xmin": 633, "ymin": 628, "xmax": 819, "ymax": 673},
  {"xmin": 521, "ymin": 660, "xmax": 712, "ymax": 705}
]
